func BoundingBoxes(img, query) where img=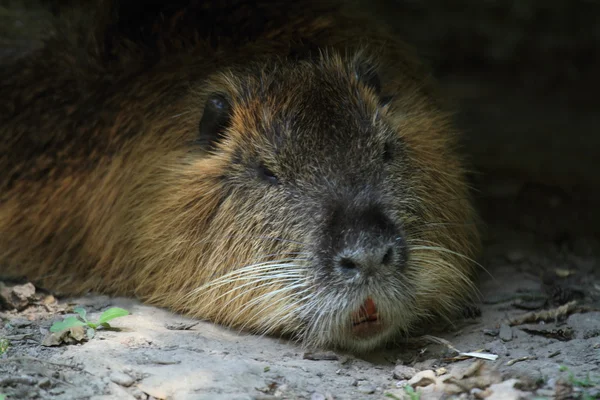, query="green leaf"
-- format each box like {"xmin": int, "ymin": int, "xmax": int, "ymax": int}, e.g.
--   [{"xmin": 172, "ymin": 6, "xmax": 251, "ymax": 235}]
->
[
  {"xmin": 97, "ymin": 307, "xmax": 130, "ymax": 325},
  {"xmin": 0, "ymin": 393, "xmax": 6, "ymax": 400},
  {"xmin": 73, "ymin": 307, "xmax": 88, "ymax": 323},
  {"xmin": 50, "ymin": 316, "xmax": 87, "ymax": 333}
]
